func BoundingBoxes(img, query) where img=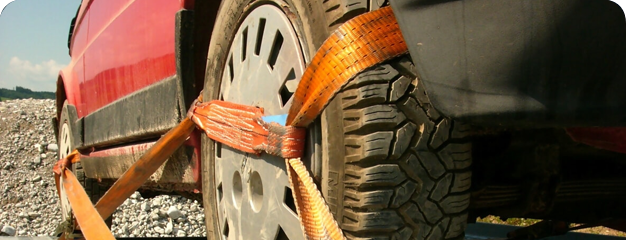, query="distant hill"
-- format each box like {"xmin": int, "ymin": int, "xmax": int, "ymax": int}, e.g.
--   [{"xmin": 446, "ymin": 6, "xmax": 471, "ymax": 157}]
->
[{"xmin": 0, "ymin": 86, "xmax": 55, "ymax": 101}]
